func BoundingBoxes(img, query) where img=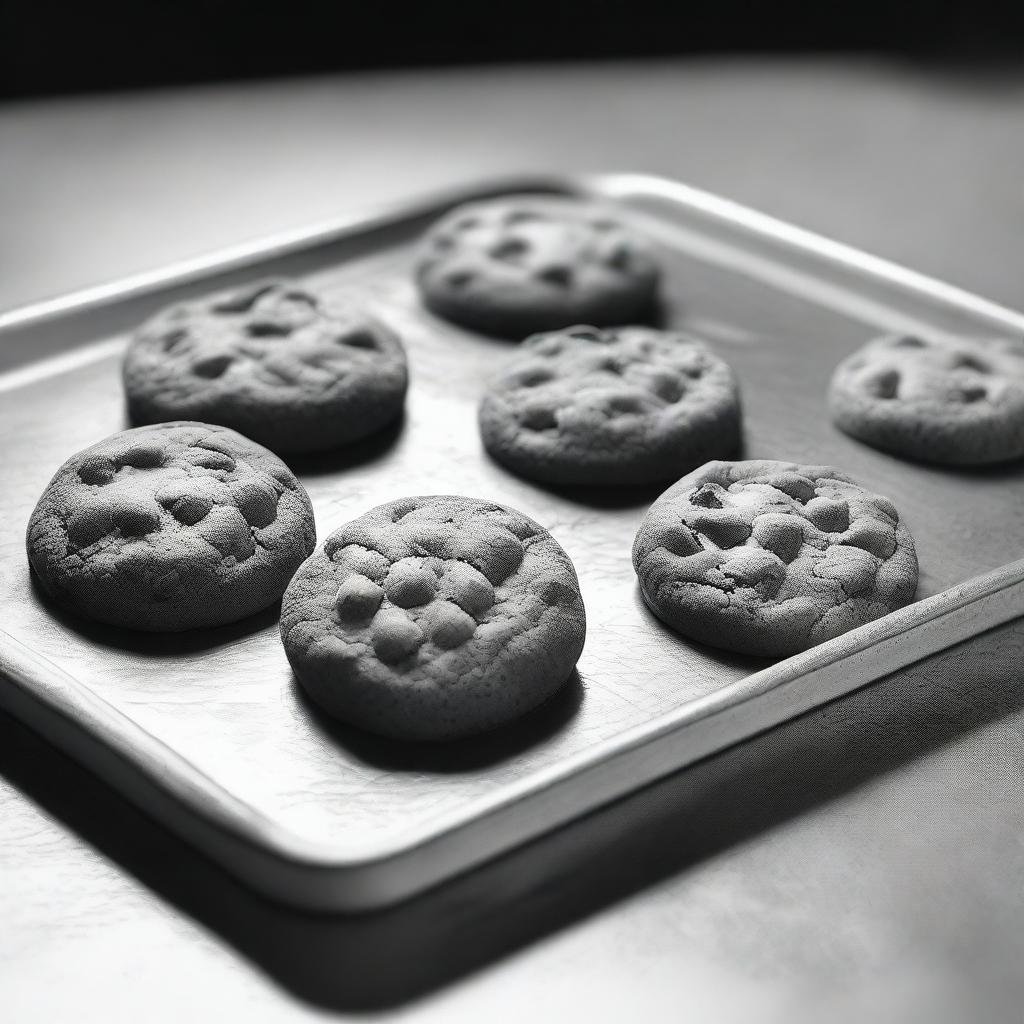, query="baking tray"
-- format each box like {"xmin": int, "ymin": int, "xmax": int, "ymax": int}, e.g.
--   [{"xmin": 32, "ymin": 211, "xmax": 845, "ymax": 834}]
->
[{"xmin": 1, "ymin": 173, "xmax": 1022, "ymax": 912}]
